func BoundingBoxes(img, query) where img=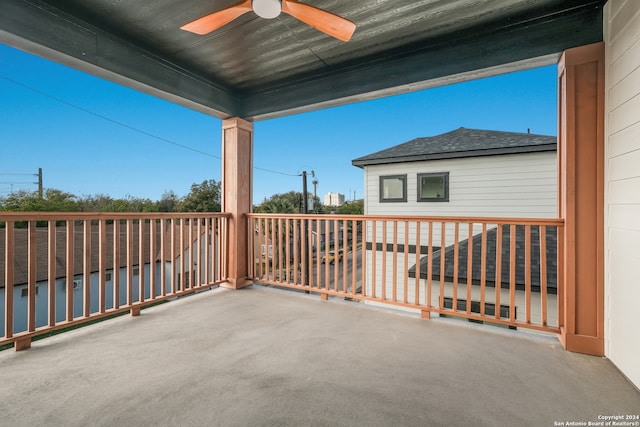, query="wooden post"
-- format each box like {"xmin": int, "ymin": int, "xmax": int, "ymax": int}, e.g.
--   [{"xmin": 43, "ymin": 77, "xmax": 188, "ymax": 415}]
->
[
  {"xmin": 557, "ymin": 42, "xmax": 605, "ymax": 356},
  {"xmin": 222, "ymin": 118, "xmax": 254, "ymax": 289}
]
